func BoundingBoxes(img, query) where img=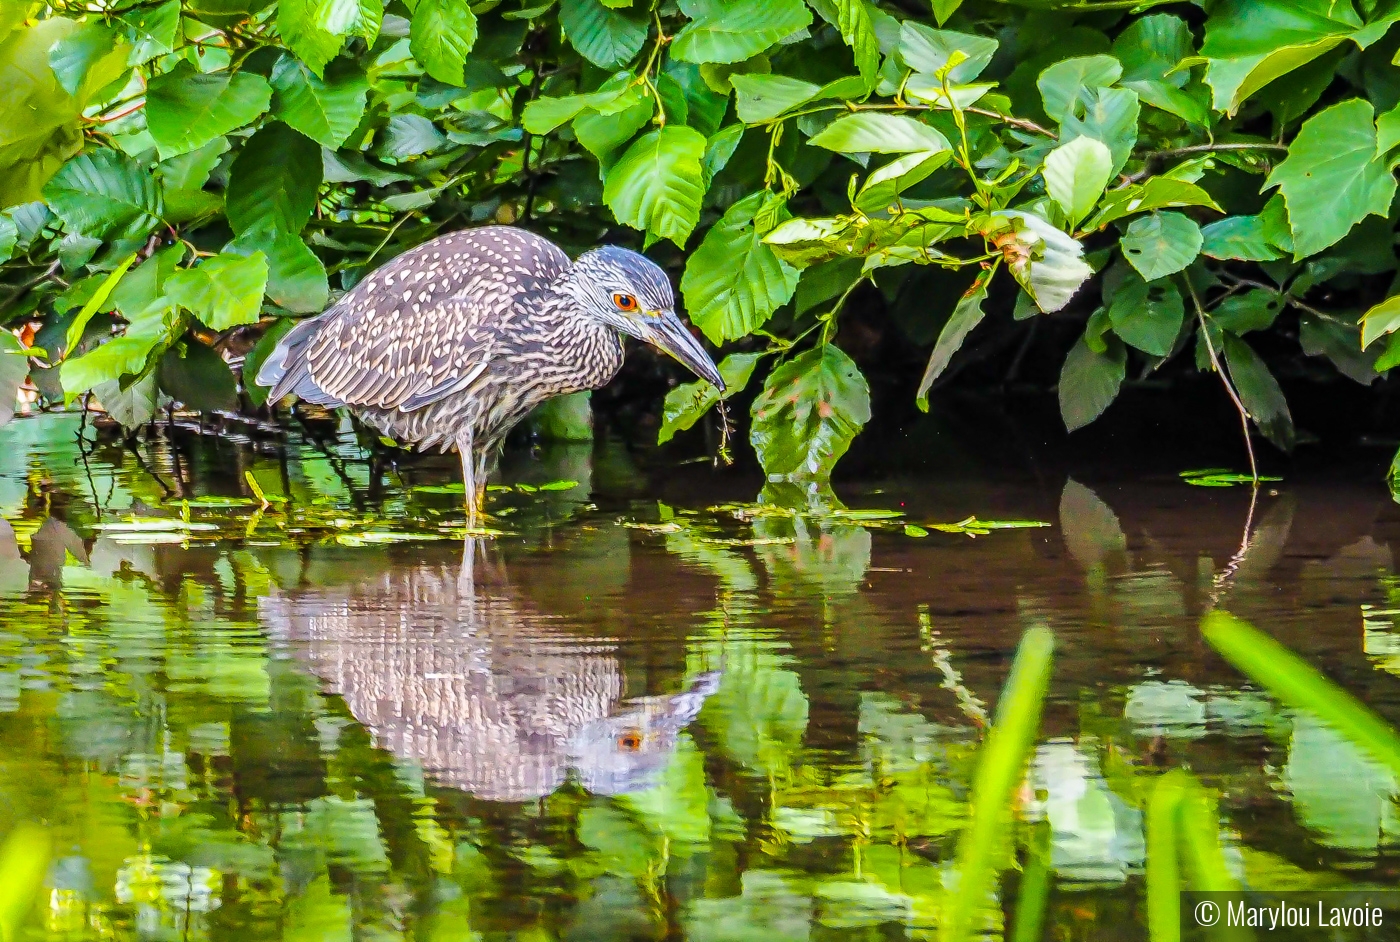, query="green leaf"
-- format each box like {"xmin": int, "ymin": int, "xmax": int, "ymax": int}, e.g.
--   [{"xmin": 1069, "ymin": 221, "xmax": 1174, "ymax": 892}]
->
[
  {"xmin": 808, "ymin": 113, "xmax": 951, "ymax": 154},
  {"xmin": 42, "ymin": 148, "xmax": 163, "ymax": 241},
  {"xmin": 0, "ymin": 332, "xmax": 29, "ymax": 428},
  {"xmin": 1265, "ymin": 98, "xmax": 1397, "ymax": 259},
  {"xmin": 65, "ymin": 254, "xmax": 135, "ymax": 357},
  {"xmin": 159, "ymin": 338, "xmax": 239, "ymax": 412},
  {"xmin": 47, "ymin": 21, "xmax": 128, "ymax": 98},
  {"xmin": 853, "ymin": 150, "xmax": 950, "ymax": 214},
  {"xmin": 226, "ymin": 122, "xmax": 323, "ymax": 235},
  {"xmin": 0, "ymin": 216, "xmax": 16, "ymax": 262},
  {"xmin": 120, "ymin": 0, "xmax": 180, "ymax": 65},
  {"xmin": 702, "ymin": 123, "xmax": 744, "ymax": 181},
  {"xmin": 1038, "ymin": 55, "xmax": 1122, "ymax": 123},
  {"xmin": 410, "ymin": 0, "xmax": 478, "ymax": 85},
  {"xmin": 523, "ymin": 86, "xmax": 627, "ymax": 134},
  {"xmin": 574, "ymin": 93, "xmax": 653, "ymax": 162},
  {"xmin": 682, "ymin": 193, "xmax": 799, "ymax": 344},
  {"xmin": 314, "ymin": 0, "xmax": 383, "ymax": 40},
  {"xmin": 93, "ymin": 373, "xmax": 158, "ymax": 429},
  {"xmin": 1362, "ymin": 295, "xmax": 1400, "ymax": 349},
  {"xmin": 730, "ymin": 73, "xmax": 820, "ymax": 124},
  {"xmin": 242, "ymin": 317, "xmax": 296, "ymax": 406},
  {"xmin": 1043, "ymin": 136, "xmax": 1112, "ymax": 231},
  {"xmin": 750, "ymin": 343, "xmax": 870, "ymax": 480},
  {"xmin": 1059, "ymin": 333, "xmax": 1125, "ymax": 431},
  {"xmin": 898, "ymin": 22, "xmax": 997, "ymax": 81},
  {"xmin": 376, "ymin": 113, "xmax": 445, "ymax": 158},
  {"xmin": 1060, "ymin": 85, "xmax": 1139, "ymax": 175},
  {"xmin": 1300, "ymin": 314, "xmax": 1378, "ymax": 385},
  {"xmin": 228, "ymin": 222, "xmax": 328, "ymax": 313},
  {"xmin": 558, "ymin": 0, "xmax": 648, "ymax": 68},
  {"xmin": 671, "ymin": 0, "xmax": 812, "ymax": 65},
  {"xmin": 1199, "ymin": 214, "xmax": 1285, "ymax": 261},
  {"xmin": 603, "ymin": 125, "xmax": 707, "ymax": 247},
  {"xmin": 270, "ymin": 57, "xmax": 368, "ymax": 148},
  {"xmin": 165, "ymin": 253, "xmax": 269, "ymax": 330},
  {"xmin": 1120, "ymin": 211, "xmax": 1202, "ymax": 281},
  {"xmin": 1213, "ymin": 289, "xmax": 1282, "ymax": 335},
  {"xmin": 146, "ymin": 61, "xmax": 273, "ymax": 160},
  {"xmin": 1223, "ymin": 335, "xmax": 1295, "ymax": 450},
  {"xmin": 833, "ymin": 0, "xmax": 879, "ymax": 84},
  {"xmin": 1086, "ymin": 177, "xmax": 1222, "ymax": 231},
  {"xmin": 59, "ymin": 301, "xmax": 181, "ymax": 400},
  {"xmin": 1108, "ymin": 273, "xmax": 1184, "ymax": 357},
  {"xmin": 278, "ymin": 0, "xmax": 345, "ymax": 75},
  {"xmin": 1200, "ymin": 0, "xmax": 1358, "ymax": 115},
  {"xmin": 659, "ymin": 352, "xmax": 762, "ymax": 443},
  {"xmin": 1112, "ymin": 13, "xmax": 1193, "ymax": 85},
  {"xmin": 0, "ymin": 19, "xmax": 89, "ymax": 208},
  {"xmin": 916, "ymin": 268, "xmax": 990, "ymax": 408}
]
